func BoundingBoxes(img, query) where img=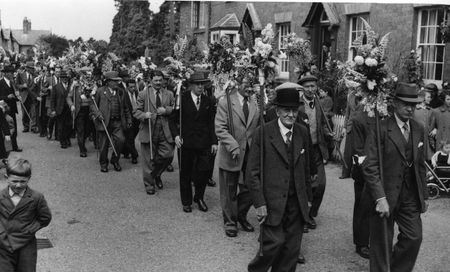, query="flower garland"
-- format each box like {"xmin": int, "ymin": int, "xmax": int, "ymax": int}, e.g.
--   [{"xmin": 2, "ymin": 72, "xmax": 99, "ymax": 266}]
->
[
  {"xmin": 252, "ymin": 23, "xmax": 278, "ymax": 85},
  {"xmin": 340, "ymin": 18, "xmax": 397, "ymax": 117}
]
